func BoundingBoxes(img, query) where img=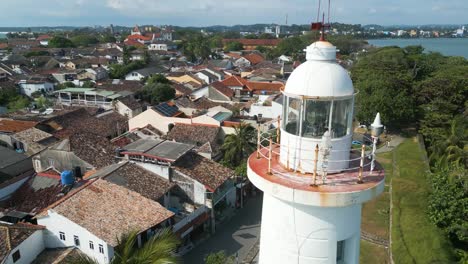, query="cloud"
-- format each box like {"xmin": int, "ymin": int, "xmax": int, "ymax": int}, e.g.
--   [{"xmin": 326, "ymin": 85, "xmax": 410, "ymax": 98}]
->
[{"xmin": 368, "ymin": 8, "xmax": 377, "ymax": 14}]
